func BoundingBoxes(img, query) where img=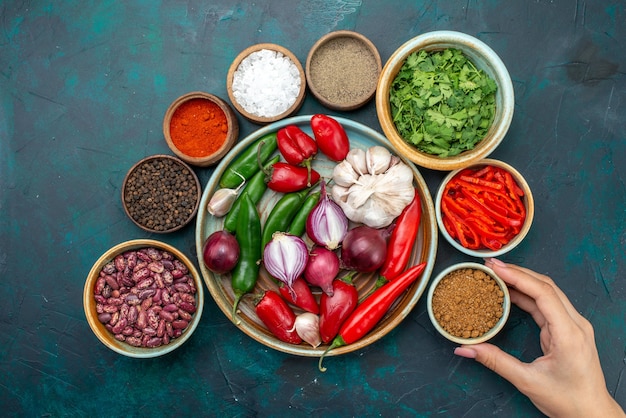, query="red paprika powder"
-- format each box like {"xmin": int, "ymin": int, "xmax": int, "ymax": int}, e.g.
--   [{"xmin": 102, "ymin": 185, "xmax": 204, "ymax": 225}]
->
[{"xmin": 169, "ymin": 98, "xmax": 228, "ymax": 158}]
